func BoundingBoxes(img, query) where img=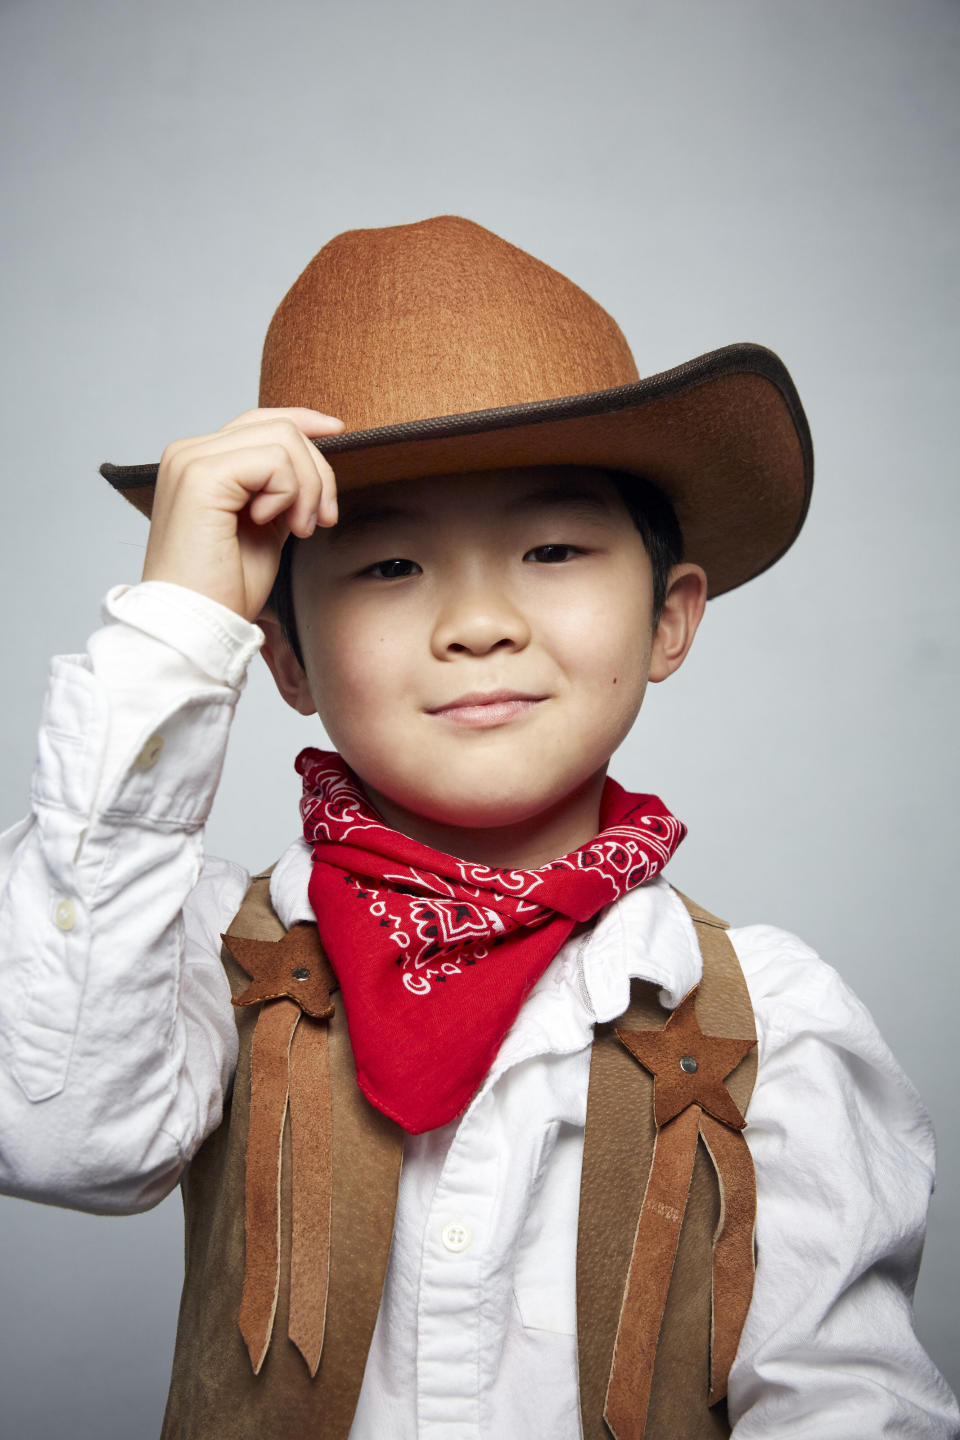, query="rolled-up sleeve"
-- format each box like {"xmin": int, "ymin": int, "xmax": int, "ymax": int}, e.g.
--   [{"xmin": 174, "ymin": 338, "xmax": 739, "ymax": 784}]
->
[
  {"xmin": 728, "ymin": 924, "xmax": 959, "ymax": 1437},
  {"xmin": 0, "ymin": 583, "xmax": 262, "ymax": 1215}
]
